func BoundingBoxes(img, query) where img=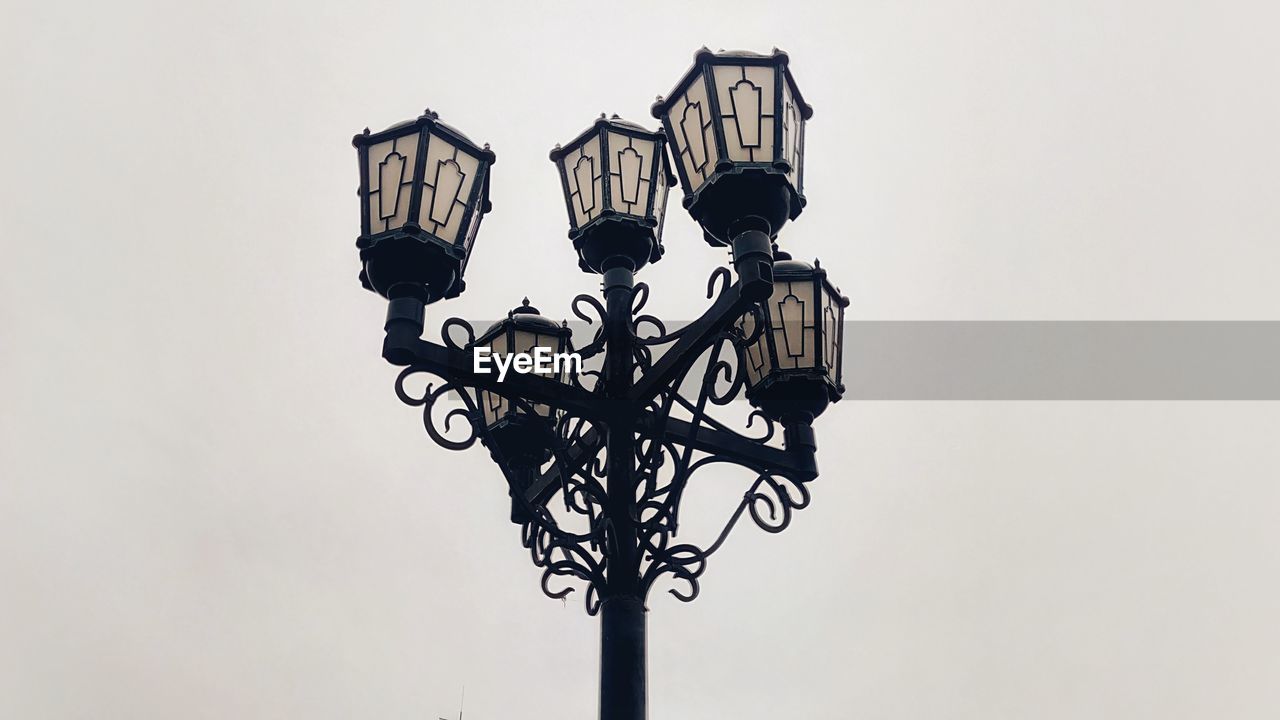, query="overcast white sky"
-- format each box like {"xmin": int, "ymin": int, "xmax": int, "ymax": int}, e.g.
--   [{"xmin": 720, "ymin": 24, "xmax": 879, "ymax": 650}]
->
[{"xmin": 3, "ymin": 0, "xmax": 1279, "ymax": 718}]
